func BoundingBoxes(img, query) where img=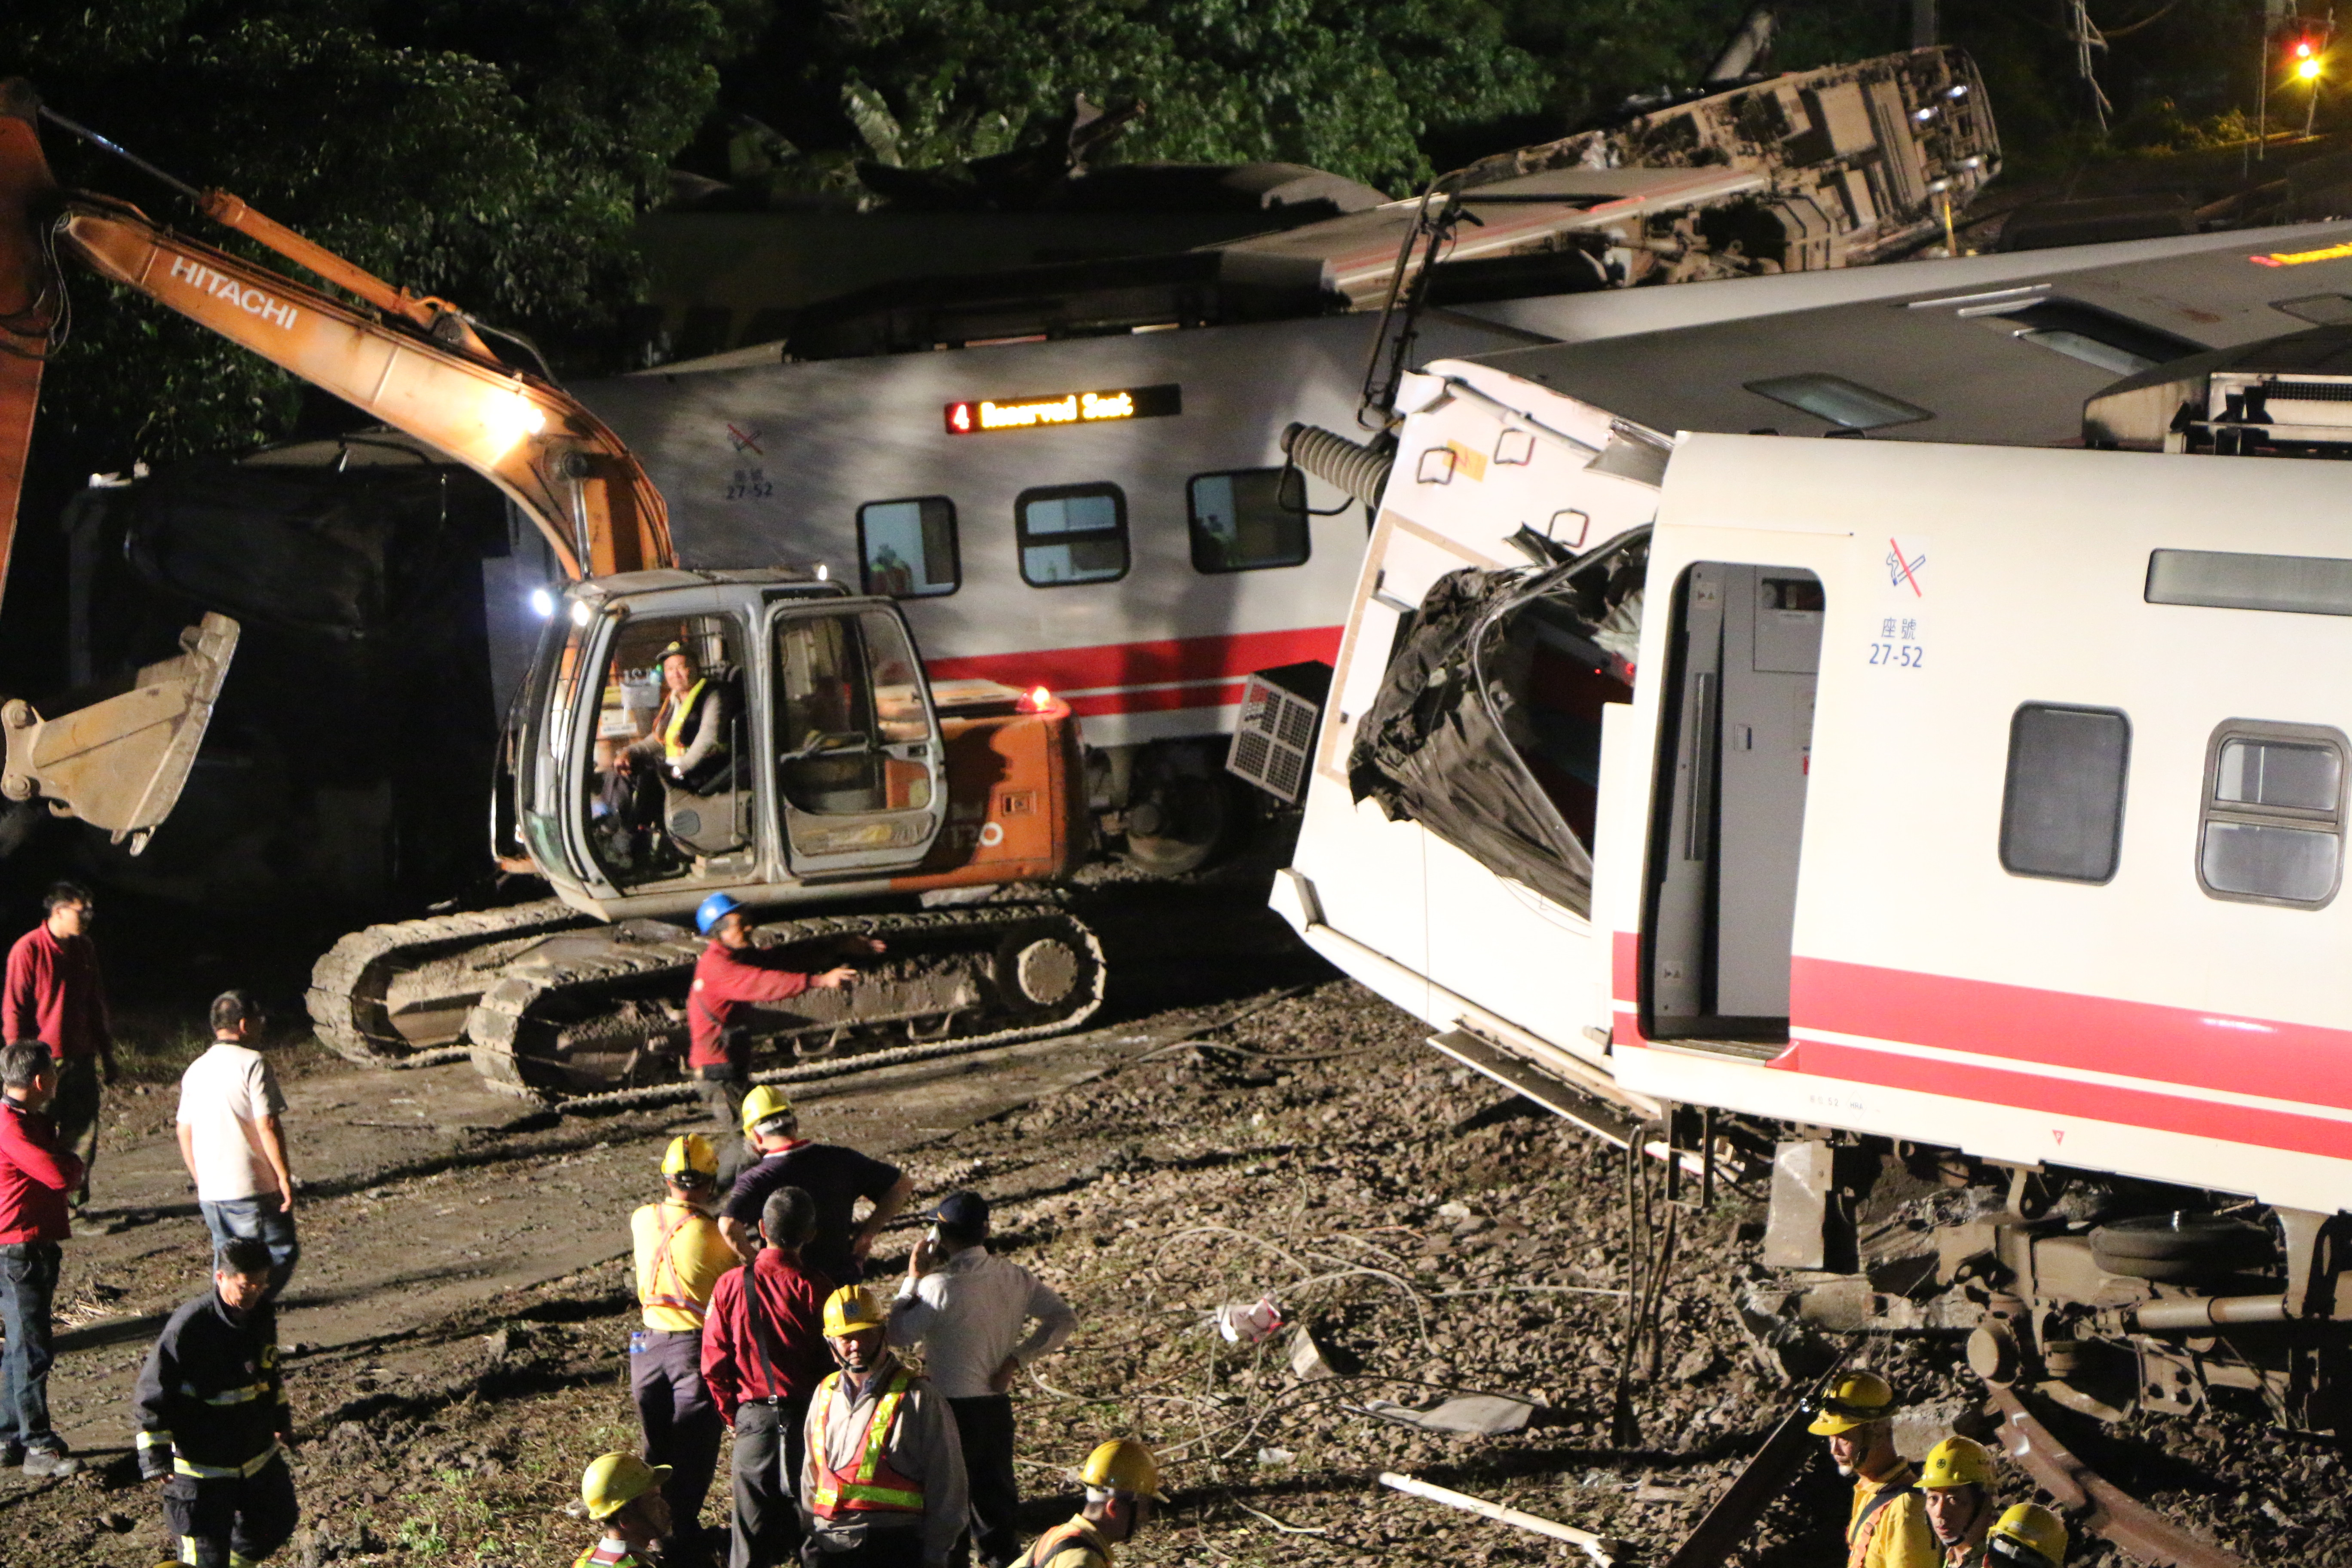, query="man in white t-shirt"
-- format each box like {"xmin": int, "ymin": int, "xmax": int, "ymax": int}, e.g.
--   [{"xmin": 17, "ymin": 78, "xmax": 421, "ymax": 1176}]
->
[{"xmin": 176, "ymin": 992, "xmax": 297, "ymax": 1298}]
